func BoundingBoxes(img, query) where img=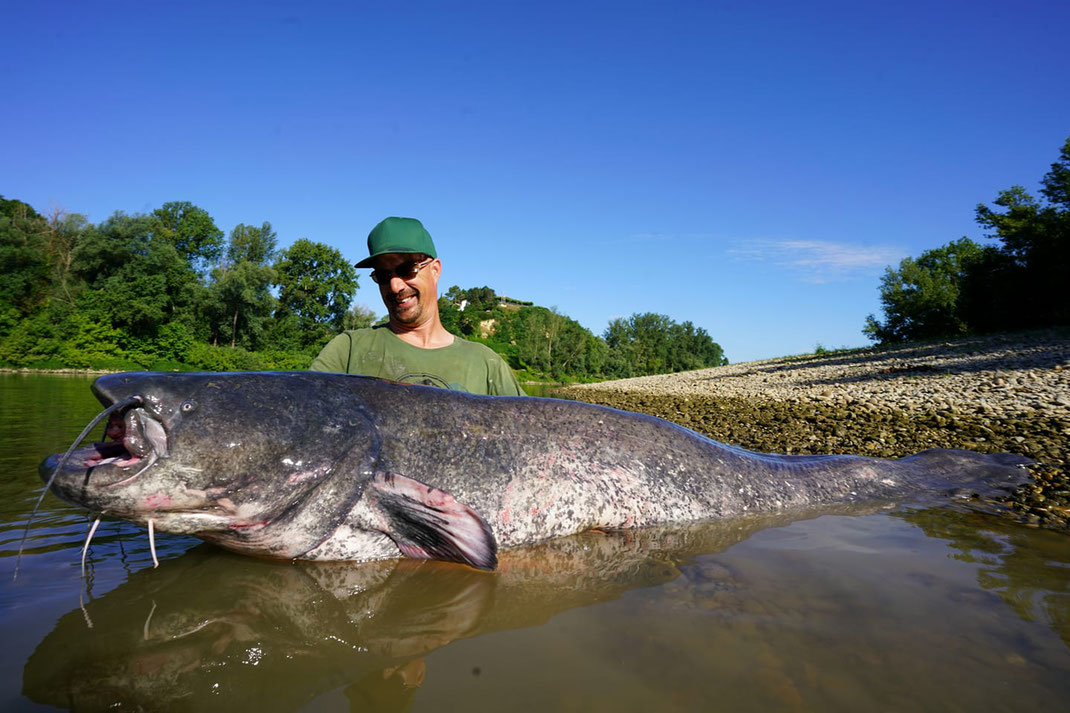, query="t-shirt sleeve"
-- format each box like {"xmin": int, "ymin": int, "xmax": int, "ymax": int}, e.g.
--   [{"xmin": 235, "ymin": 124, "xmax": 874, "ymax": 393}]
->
[
  {"xmin": 487, "ymin": 354, "xmax": 526, "ymax": 396},
  {"xmin": 309, "ymin": 333, "xmax": 351, "ymax": 373}
]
